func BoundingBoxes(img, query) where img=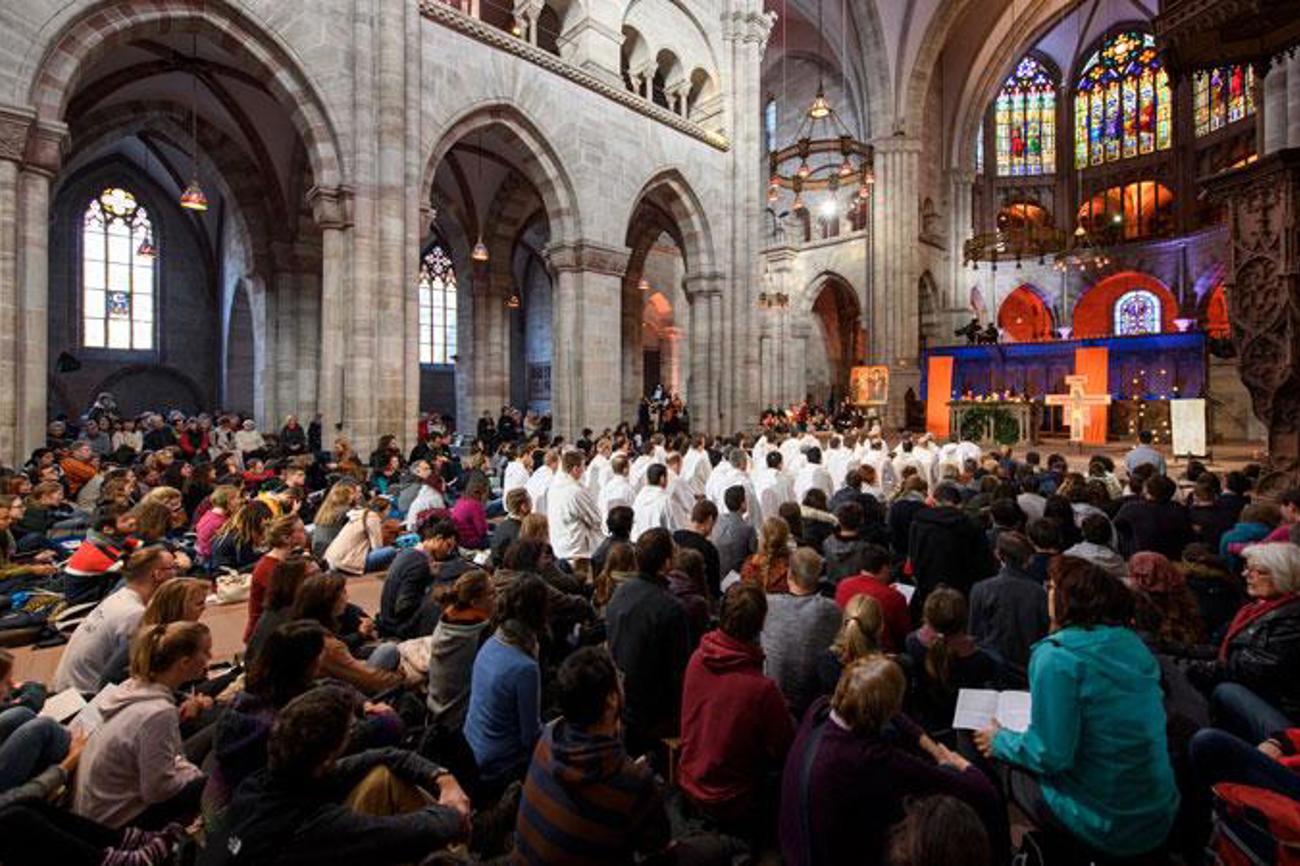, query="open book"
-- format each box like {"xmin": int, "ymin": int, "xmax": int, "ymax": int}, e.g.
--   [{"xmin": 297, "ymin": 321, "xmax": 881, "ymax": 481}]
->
[
  {"xmin": 39, "ymin": 687, "xmax": 88, "ymax": 724},
  {"xmin": 952, "ymin": 689, "xmax": 1032, "ymax": 733}
]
